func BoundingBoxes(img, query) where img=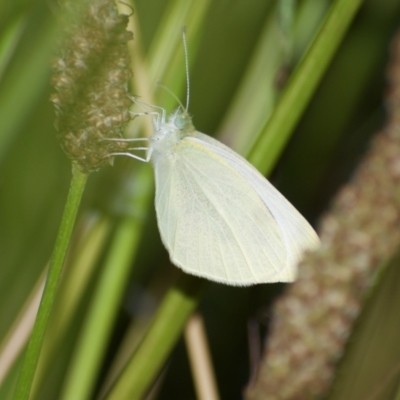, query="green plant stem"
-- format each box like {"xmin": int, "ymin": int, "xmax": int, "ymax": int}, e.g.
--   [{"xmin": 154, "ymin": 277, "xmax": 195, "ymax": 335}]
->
[
  {"xmin": 107, "ymin": 274, "xmax": 206, "ymax": 400},
  {"xmin": 60, "ymin": 214, "xmax": 147, "ymax": 400},
  {"xmin": 249, "ymin": 0, "xmax": 364, "ymax": 174},
  {"xmin": 13, "ymin": 162, "xmax": 88, "ymax": 400},
  {"xmin": 30, "ymin": 216, "xmax": 112, "ymax": 398}
]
